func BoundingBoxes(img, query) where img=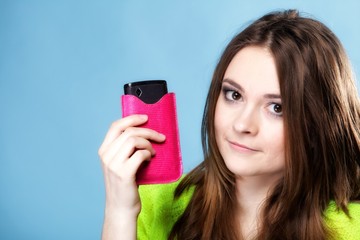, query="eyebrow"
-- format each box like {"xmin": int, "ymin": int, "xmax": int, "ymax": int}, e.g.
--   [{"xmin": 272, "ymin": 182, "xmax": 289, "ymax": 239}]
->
[
  {"xmin": 222, "ymin": 78, "xmax": 243, "ymax": 91},
  {"xmin": 222, "ymin": 78, "xmax": 282, "ymax": 100}
]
